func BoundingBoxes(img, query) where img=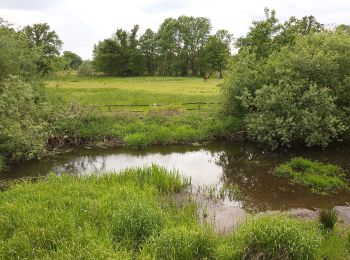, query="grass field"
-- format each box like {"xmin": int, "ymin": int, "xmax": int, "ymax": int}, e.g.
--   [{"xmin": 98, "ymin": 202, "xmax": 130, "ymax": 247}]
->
[
  {"xmin": 46, "ymin": 76, "xmax": 221, "ymax": 110},
  {"xmin": 45, "ymin": 75, "xmax": 242, "ymax": 148}
]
